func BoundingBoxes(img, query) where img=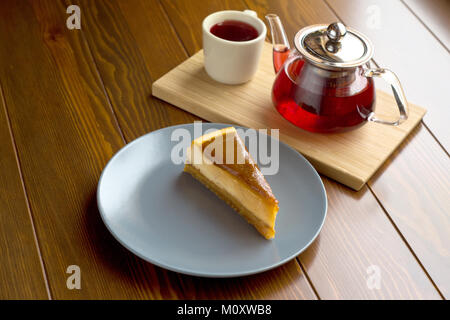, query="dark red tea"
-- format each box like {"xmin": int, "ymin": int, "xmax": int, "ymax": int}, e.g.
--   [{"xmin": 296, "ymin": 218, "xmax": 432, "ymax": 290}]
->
[
  {"xmin": 272, "ymin": 51, "xmax": 375, "ymax": 132},
  {"xmin": 210, "ymin": 20, "xmax": 259, "ymax": 42}
]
